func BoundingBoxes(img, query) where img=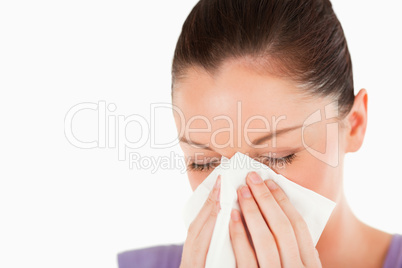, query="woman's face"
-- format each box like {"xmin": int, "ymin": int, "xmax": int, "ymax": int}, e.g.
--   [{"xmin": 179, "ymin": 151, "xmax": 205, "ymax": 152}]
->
[{"xmin": 172, "ymin": 59, "xmax": 348, "ymax": 203}]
